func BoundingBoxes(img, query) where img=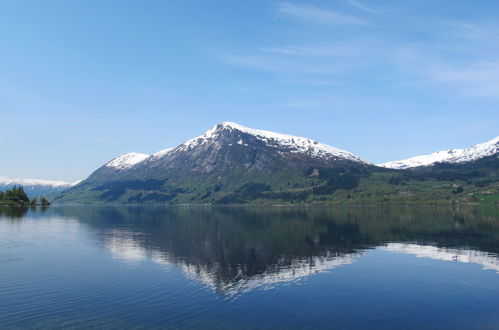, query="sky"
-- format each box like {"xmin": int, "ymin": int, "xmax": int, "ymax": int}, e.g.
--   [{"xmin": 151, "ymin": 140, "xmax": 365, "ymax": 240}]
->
[{"xmin": 0, "ymin": 0, "xmax": 498, "ymax": 182}]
